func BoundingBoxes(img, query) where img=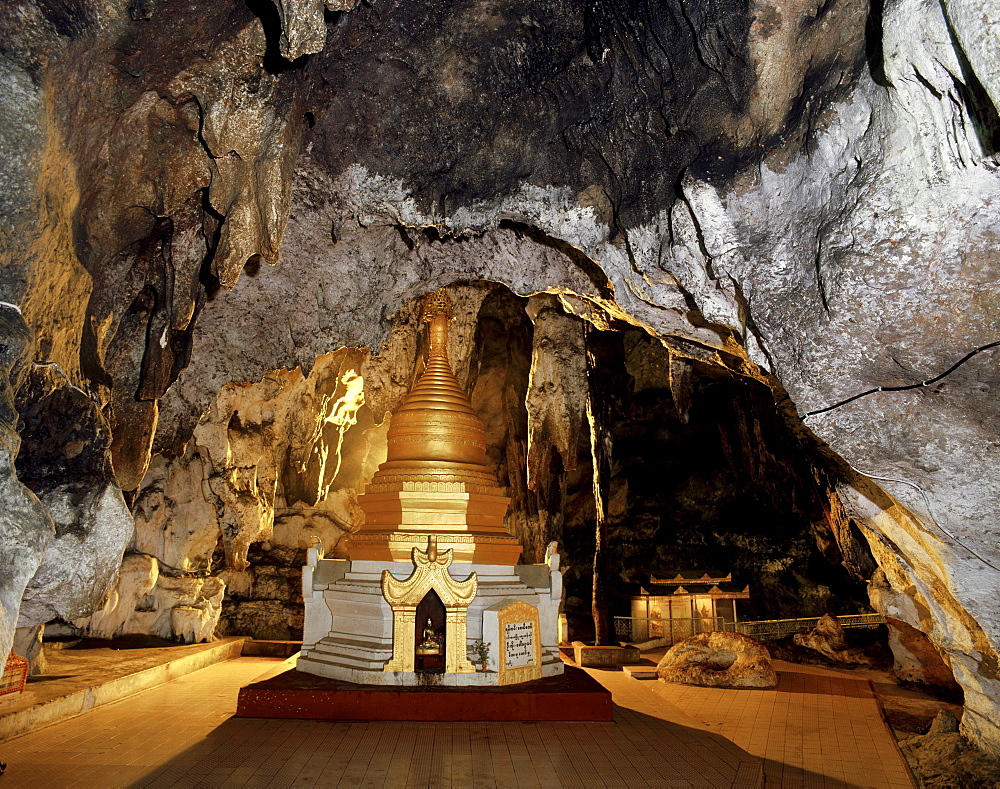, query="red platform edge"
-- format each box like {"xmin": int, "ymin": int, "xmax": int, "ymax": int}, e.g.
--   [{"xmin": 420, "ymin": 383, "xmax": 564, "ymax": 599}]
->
[{"xmin": 235, "ymin": 665, "xmax": 613, "ymax": 722}]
